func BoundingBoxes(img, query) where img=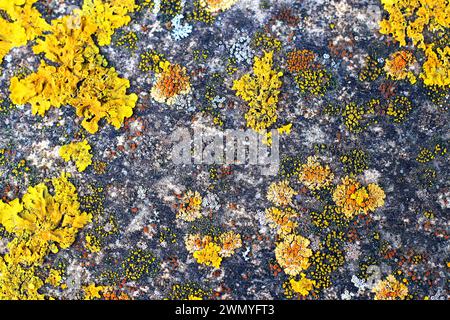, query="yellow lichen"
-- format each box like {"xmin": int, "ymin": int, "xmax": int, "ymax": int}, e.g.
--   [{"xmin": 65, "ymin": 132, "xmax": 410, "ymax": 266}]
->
[
  {"xmin": 0, "ymin": 256, "xmax": 44, "ymax": 299},
  {"xmin": 9, "ymin": 63, "xmax": 79, "ymax": 116},
  {"xmin": 421, "ymin": 45, "xmax": 450, "ymax": 87},
  {"xmin": 379, "ymin": 0, "xmax": 450, "ymax": 87},
  {"xmin": 0, "ymin": 0, "xmax": 50, "ymax": 63},
  {"xmin": 372, "ymin": 275, "xmax": 409, "ymax": 300},
  {"xmin": 192, "ymin": 242, "xmax": 223, "ymax": 269},
  {"xmin": 46, "ymin": 269, "xmax": 63, "ymax": 287},
  {"xmin": 9, "ymin": 3, "xmax": 138, "ymax": 134},
  {"xmin": 81, "ymin": 0, "xmax": 136, "ymax": 46},
  {"xmin": 0, "ymin": 173, "xmax": 91, "ymax": 299},
  {"xmin": 200, "ymin": 0, "xmax": 238, "ymax": 13},
  {"xmin": 290, "ymin": 274, "xmax": 316, "ymax": 296},
  {"xmin": 59, "ymin": 140, "xmax": 93, "ymax": 172},
  {"xmin": 379, "ymin": 0, "xmax": 450, "ymax": 49},
  {"xmin": 232, "ymin": 51, "xmax": 283, "ymax": 133},
  {"xmin": 185, "ymin": 231, "xmax": 241, "ymax": 268},
  {"xmin": 84, "ymin": 283, "xmax": 109, "ymax": 300}
]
